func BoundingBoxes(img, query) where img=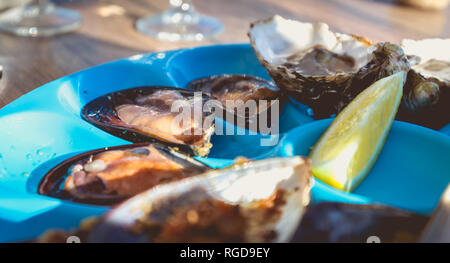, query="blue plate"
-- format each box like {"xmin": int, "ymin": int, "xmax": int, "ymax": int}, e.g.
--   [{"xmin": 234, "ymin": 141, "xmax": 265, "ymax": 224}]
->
[
  {"xmin": 278, "ymin": 119, "xmax": 450, "ymax": 214},
  {"xmin": 0, "ymin": 44, "xmax": 449, "ymax": 242}
]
